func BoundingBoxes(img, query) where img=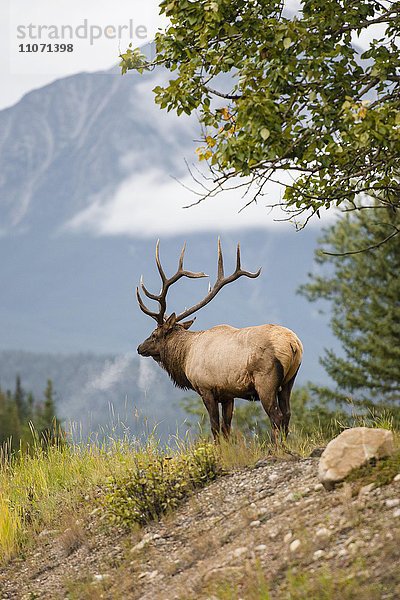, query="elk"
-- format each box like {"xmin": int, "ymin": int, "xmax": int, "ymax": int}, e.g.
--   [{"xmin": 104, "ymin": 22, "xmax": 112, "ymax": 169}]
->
[{"xmin": 136, "ymin": 240, "xmax": 303, "ymax": 442}]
